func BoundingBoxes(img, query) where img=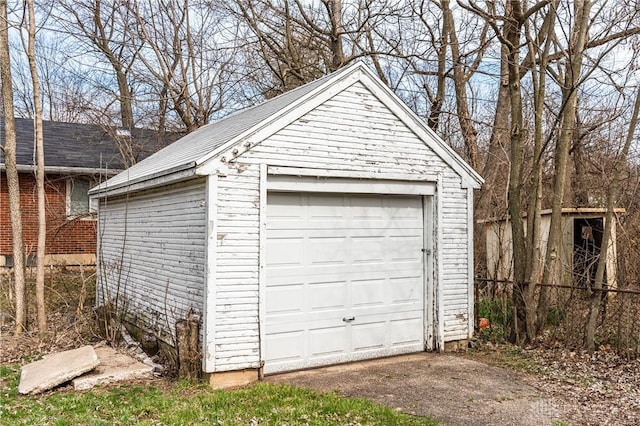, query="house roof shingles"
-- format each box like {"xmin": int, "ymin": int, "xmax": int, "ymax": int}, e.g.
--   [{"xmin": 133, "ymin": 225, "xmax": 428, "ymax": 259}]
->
[{"xmin": 0, "ymin": 117, "xmax": 171, "ymax": 172}]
